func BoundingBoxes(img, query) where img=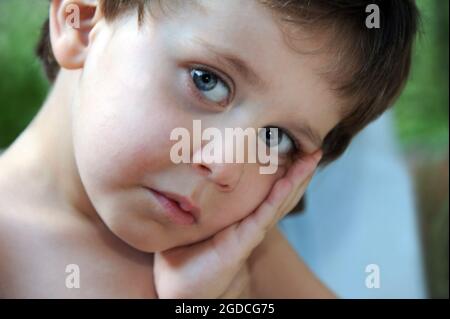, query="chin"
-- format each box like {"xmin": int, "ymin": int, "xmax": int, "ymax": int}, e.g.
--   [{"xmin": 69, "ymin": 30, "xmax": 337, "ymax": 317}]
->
[{"xmin": 99, "ymin": 213, "xmax": 172, "ymax": 253}]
